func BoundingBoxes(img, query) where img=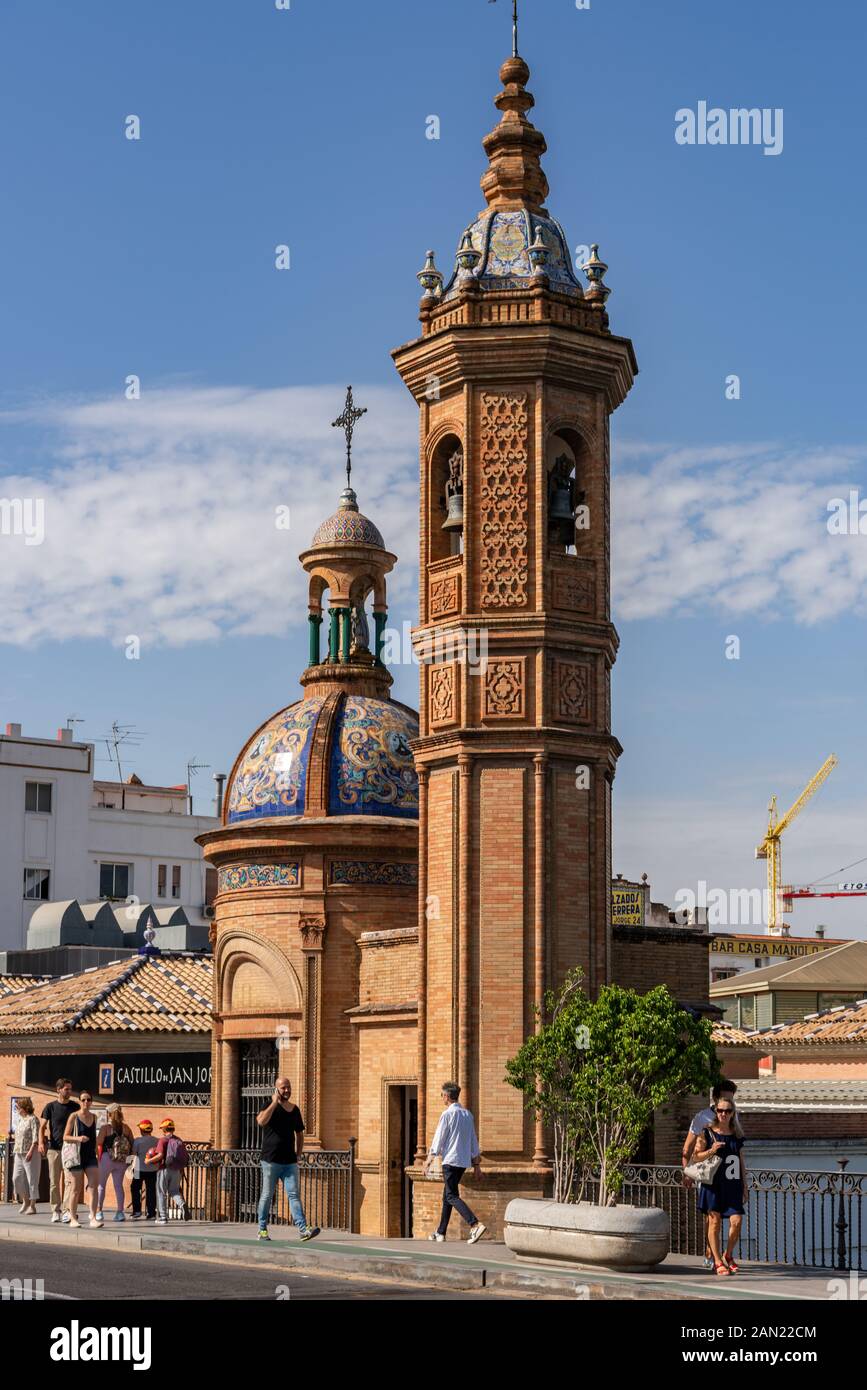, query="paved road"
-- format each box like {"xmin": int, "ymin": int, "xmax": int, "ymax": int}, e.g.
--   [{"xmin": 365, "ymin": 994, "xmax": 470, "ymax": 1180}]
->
[{"xmin": 0, "ymin": 1239, "xmax": 506, "ymax": 1301}]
